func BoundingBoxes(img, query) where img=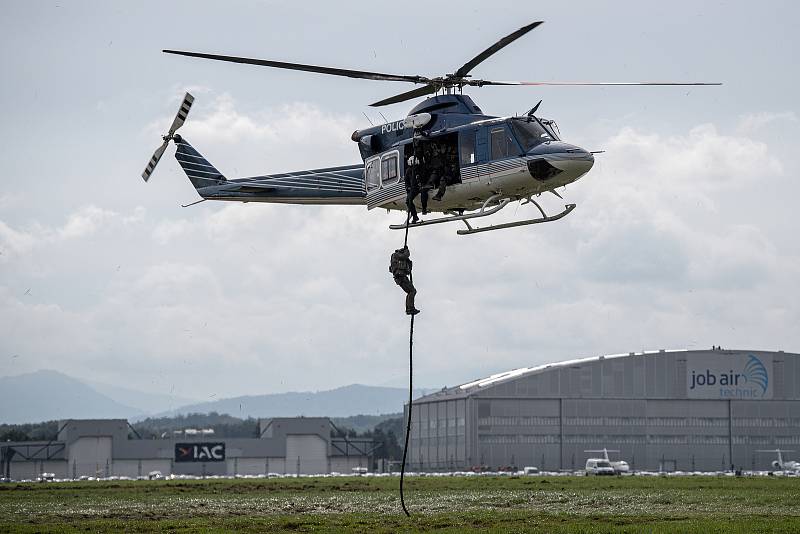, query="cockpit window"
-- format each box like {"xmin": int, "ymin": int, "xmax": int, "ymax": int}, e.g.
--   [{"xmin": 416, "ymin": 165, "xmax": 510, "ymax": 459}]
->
[
  {"xmin": 490, "ymin": 126, "xmax": 518, "ymax": 160},
  {"xmin": 540, "ymin": 119, "xmax": 561, "ymax": 141},
  {"xmin": 511, "ymin": 118, "xmax": 554, "ymax": 151}
]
